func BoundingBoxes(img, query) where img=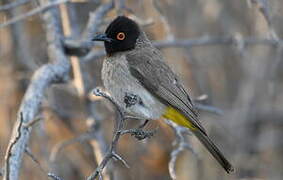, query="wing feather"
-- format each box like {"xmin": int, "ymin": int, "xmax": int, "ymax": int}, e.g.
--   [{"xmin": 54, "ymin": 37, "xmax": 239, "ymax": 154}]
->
[{"xmin": 126, "ymin": 49, "xmax": 206, "ymax": 134}]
